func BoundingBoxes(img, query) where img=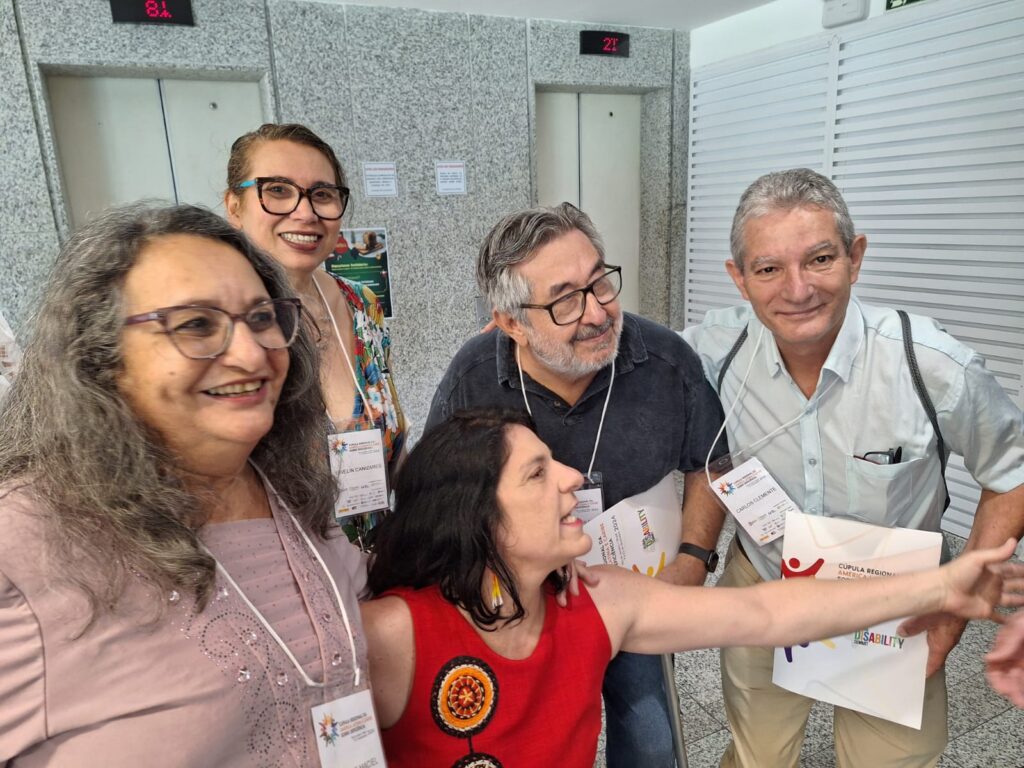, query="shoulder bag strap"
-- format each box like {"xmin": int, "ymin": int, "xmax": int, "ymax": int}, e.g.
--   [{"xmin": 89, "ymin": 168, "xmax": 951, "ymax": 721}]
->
[
  {"xmin": 897, "ymin": 309, "xmax": 950, "ymax": 512},
  {"xmin": 716, "ymin": 325, "xmax": 749, "ymax": 395}
]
